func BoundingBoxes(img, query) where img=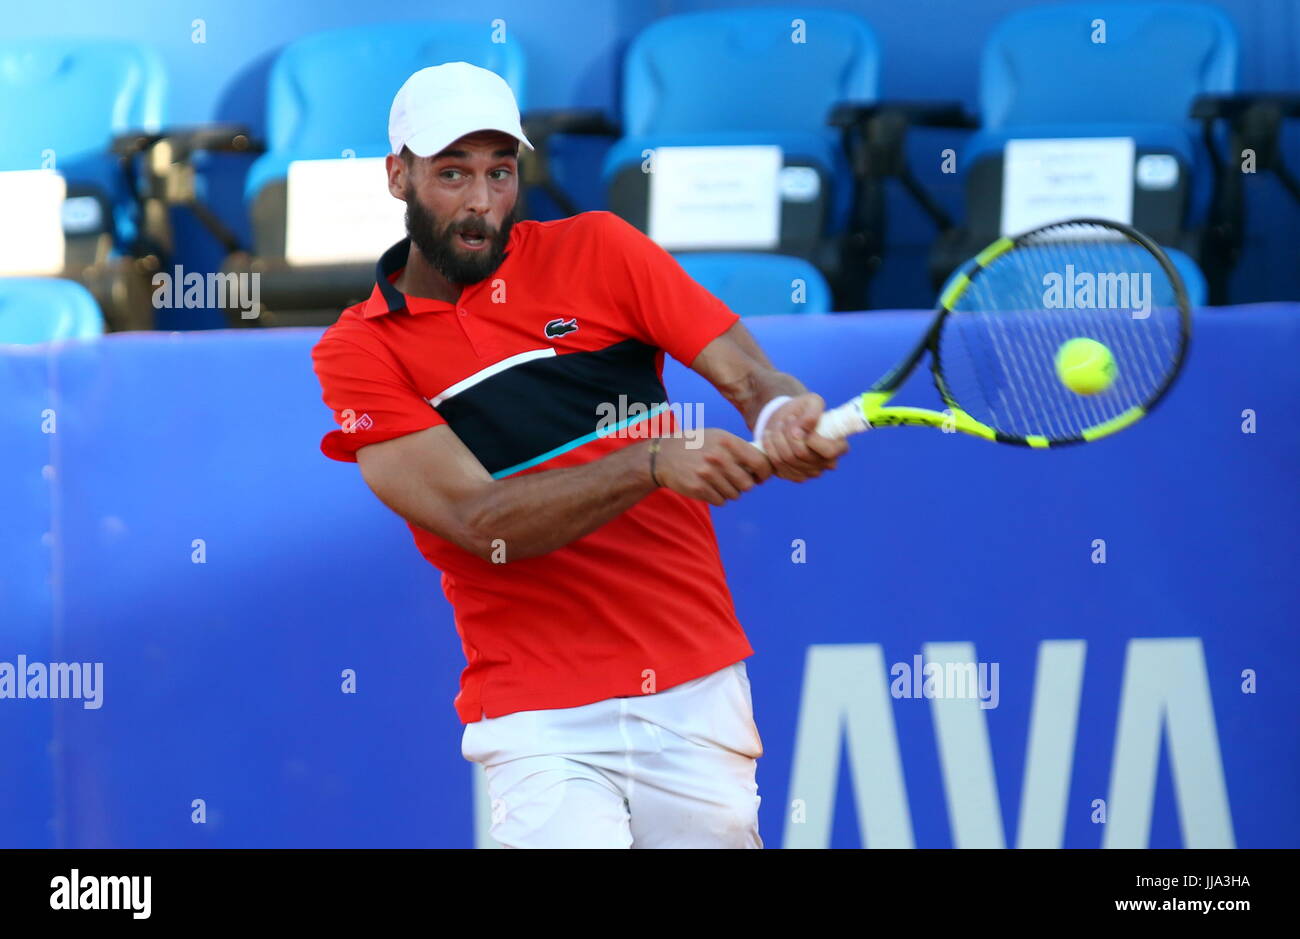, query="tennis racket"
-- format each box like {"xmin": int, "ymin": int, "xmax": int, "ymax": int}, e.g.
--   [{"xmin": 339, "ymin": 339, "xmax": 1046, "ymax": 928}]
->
[{"xmin": 783, "ymin": 218, "xmax": 1191, "ymax": 449}]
